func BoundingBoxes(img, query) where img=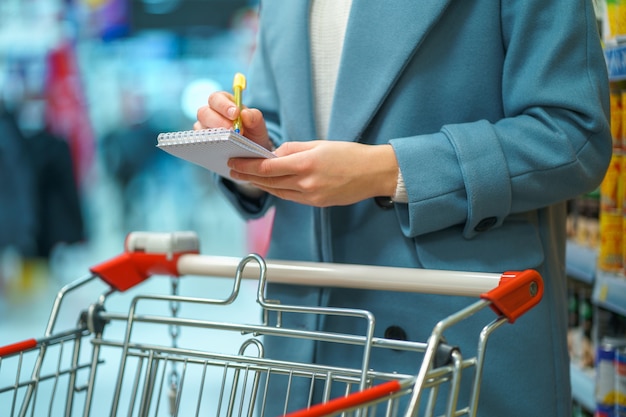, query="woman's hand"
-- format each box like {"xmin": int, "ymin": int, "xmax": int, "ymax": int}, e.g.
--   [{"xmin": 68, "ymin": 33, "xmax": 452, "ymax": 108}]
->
[
  {"xmin": 195, "ymin": 91, "xmax": 273, "ymax": 151},
  {"xmin": 196, "ymin": 92, "xmax": 400, "ymax": 207},
  {"xmin": 227, "ymin": 140, "xmax": 399, "ymax": 207}
]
